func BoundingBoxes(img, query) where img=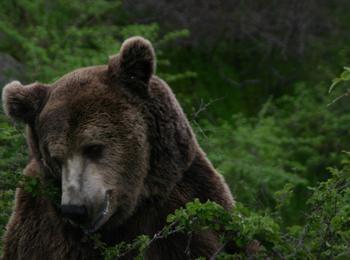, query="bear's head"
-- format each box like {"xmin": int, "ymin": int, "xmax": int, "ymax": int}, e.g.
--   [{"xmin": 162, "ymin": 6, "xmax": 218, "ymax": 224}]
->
[{"xmin": 2, "ymin": 37, "xmax": 197, "ymax": 233}]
